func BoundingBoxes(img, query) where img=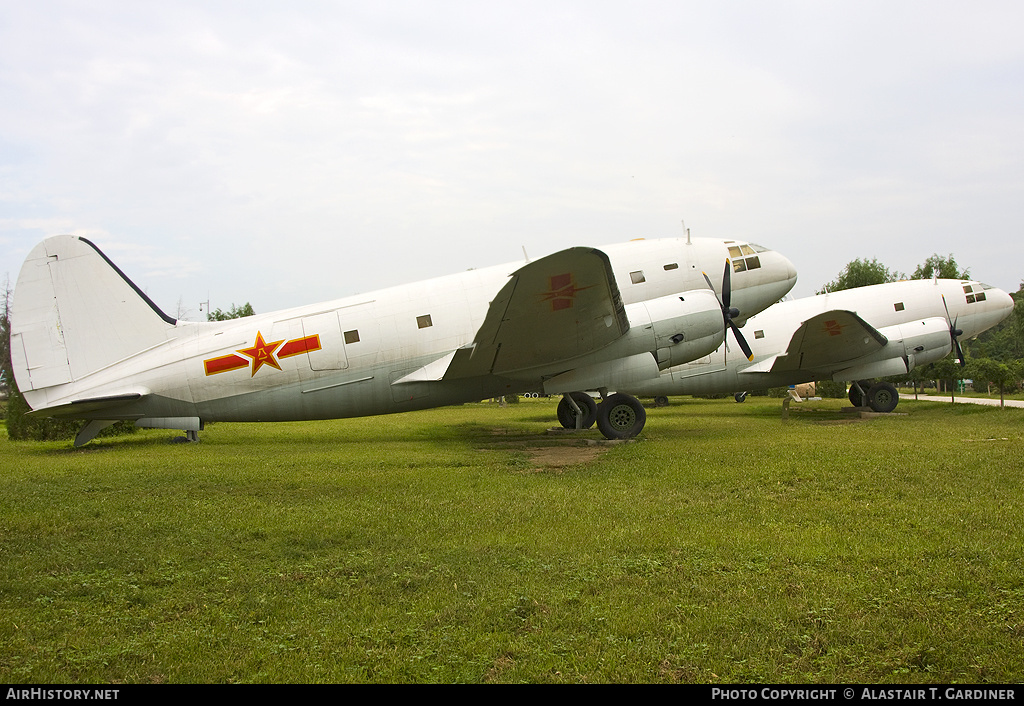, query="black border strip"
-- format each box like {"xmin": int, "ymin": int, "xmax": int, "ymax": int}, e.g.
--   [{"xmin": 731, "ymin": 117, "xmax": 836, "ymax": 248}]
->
[{"xmin": 78, "ymin": 237, "xmax": 178, "ymax": 325}]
